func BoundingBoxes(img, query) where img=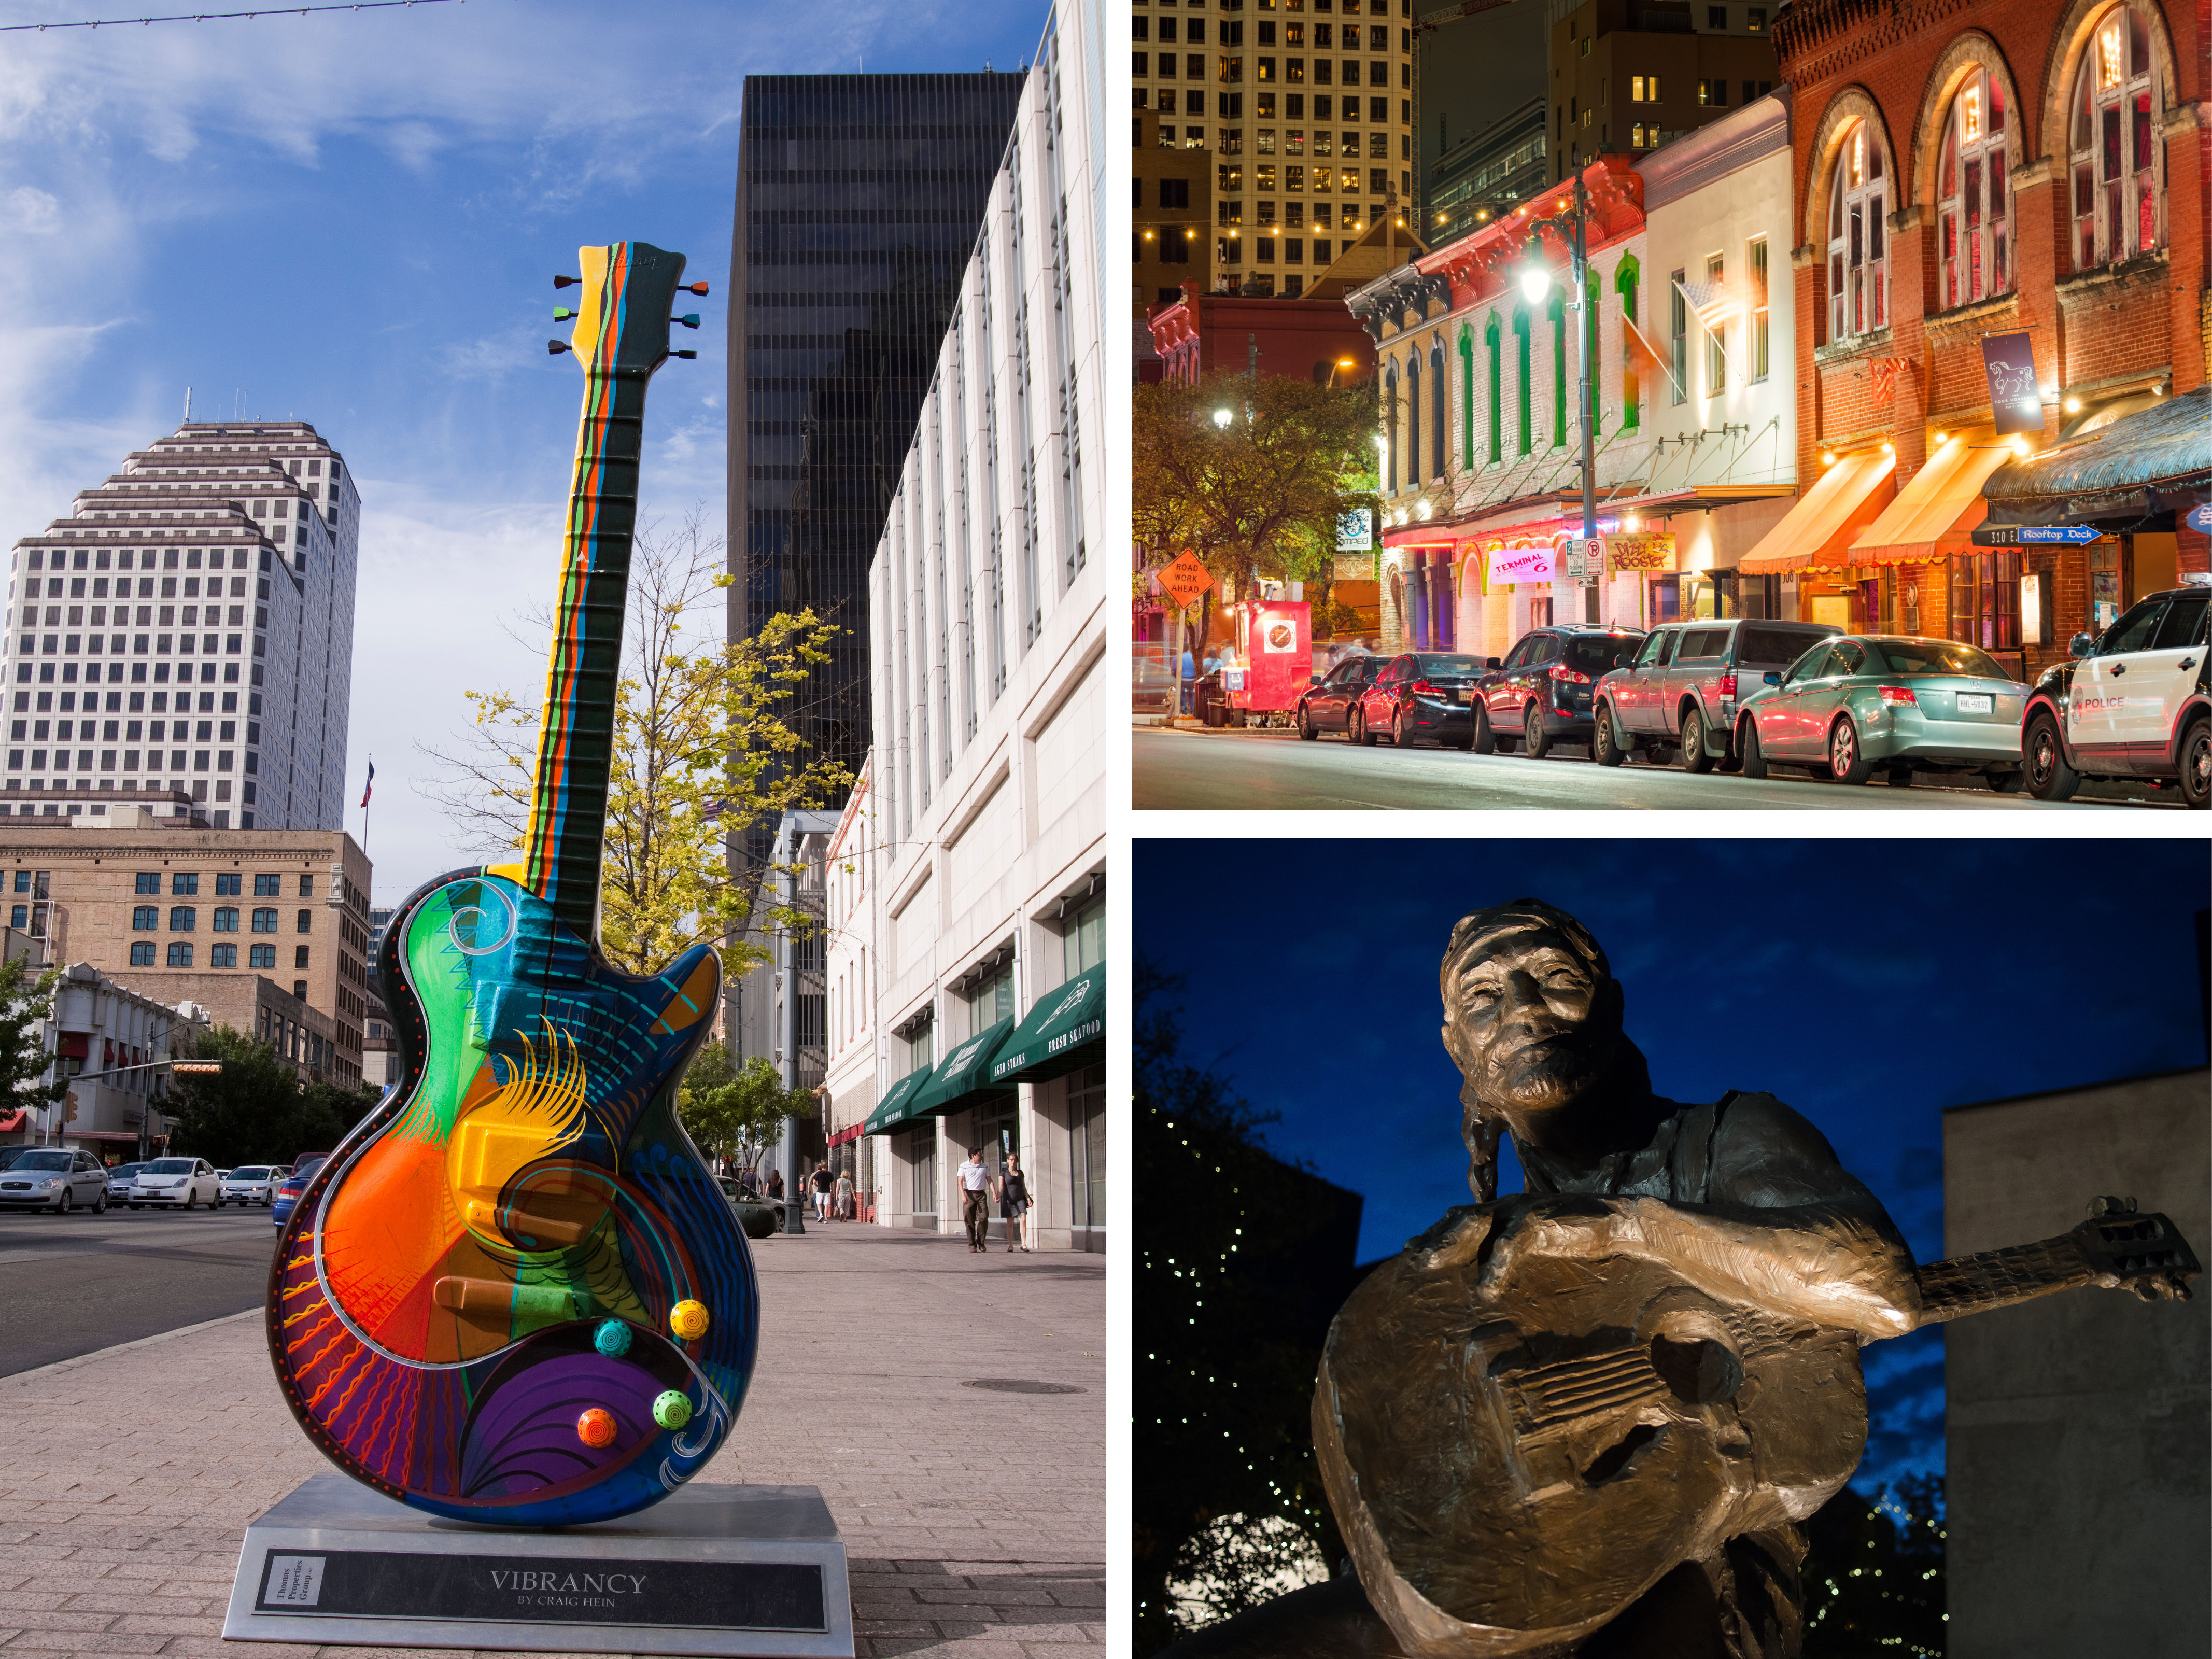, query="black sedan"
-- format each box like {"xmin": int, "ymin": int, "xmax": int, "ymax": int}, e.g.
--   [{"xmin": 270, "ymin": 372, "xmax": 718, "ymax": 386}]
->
[
  {"xmin": 1472, "ymin": 625, "xmax": 1645, "ymax": 757},
  {"xmin": 1294, "ymin": 653, "xmax": 1390, "ymax": 739},
  {"xmin": 1348, "ymin": 653, "xmax": 1490, "ymax": 748}
]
